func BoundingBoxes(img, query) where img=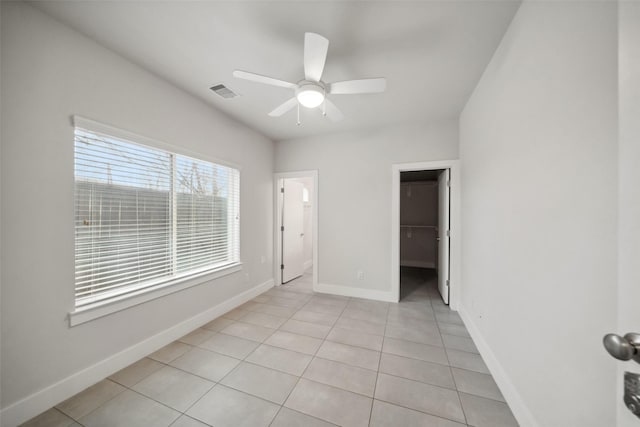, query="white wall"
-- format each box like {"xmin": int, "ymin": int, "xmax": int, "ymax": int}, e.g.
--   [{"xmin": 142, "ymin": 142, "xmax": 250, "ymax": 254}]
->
[
  {"xmin": 459, "ymin": 2, "xmax": 618, "ymax": 426},
  {"xmin": 0, "ymin": 1, "xmax": 274, "ymax": 420},
  {"xmin": 276, "ymin": 121, "xmax": 458, "ymax": 297}
]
